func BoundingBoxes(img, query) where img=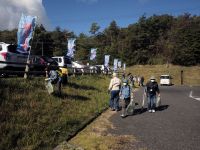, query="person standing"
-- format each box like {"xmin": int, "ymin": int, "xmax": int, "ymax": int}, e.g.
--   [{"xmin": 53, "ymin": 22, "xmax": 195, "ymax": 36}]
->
[
  {"xmin": 120, "ymin": 79, "xmax": 131, "ymax": 118},
  {"xmin": 48, "ymin": 67, "xmax": 63, "ymax": 96},
  {"xmin": 141, "ymin": 76, "xmax": 144, "ymax": 86},
  {"xmin": 122, "ymin": 73, "xmax": 126, "ymax": 81},
  {"xmin": 145, "ymin": 76, "xmax": 160, "ymax": 113},
  {"xmin": 60, "ymin": 66, "xmax": 68, "ymax": 85},
  {"xmin": 127, "ymin": 73, "xmax": 134, "ymax": 88},
  {"xmin": 108, "ymin": 72, "xmax": 121, "ymax": 111}
]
